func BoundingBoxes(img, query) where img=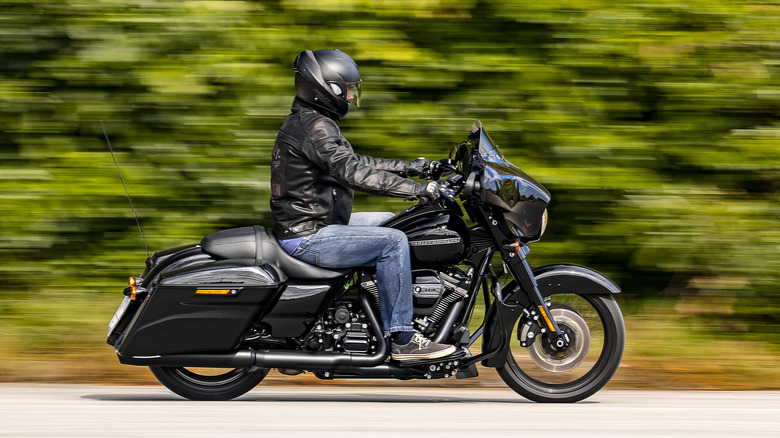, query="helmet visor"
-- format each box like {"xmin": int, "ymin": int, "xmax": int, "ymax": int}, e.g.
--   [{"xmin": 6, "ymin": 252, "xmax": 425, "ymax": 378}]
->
[{"xmin": 345, "ymin": 81, "xmax": 362, "ymax": 107}]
